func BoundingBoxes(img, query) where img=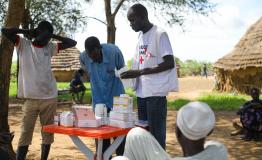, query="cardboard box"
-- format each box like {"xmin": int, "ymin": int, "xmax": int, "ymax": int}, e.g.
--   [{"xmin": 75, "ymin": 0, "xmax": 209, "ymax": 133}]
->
[
  {"xmin": 72, "ymin": 105, "xmax": 95, "ymax": 120},
  {"xmin": 109, "ymin": 111, "xmax": 136, "ymax": 122},
  {"xmin": 74, "ymin": 118, "xmax": 102, "ymax": 128},
  {"xmin": 109, "ymin": 119, "xmax": 134, "ymax": 128},
  {"xmin": 72, "ymin": 105, "xmax": 102, "ymax": 127},
  {"xmin": 113, "ymin": 95, "xmax": 133, "ymax": 112}
]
